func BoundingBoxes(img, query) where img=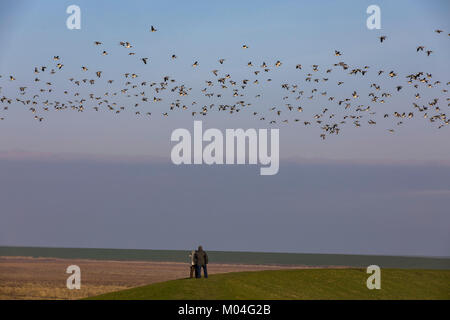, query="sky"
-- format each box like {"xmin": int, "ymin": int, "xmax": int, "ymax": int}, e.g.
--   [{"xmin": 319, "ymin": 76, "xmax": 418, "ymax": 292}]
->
[{"xmin": 0, "ymin": 0, "xmax": 449, "ymax": 256}]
